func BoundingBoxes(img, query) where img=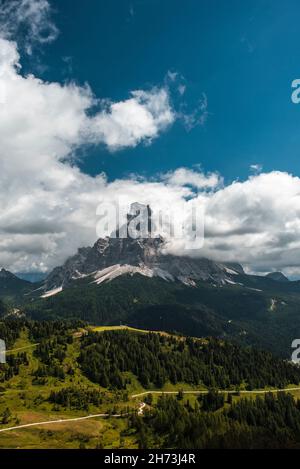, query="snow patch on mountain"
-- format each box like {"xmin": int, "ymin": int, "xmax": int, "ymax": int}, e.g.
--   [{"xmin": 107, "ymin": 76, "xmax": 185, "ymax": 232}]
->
[
  {"xmin": 224, "ymin": 267, "xmax": 239, "ymax": 275},
  {"xmin": 92, "ymin": 264, "xmax": 174, "ymax": 285},
  {"xmin": 41, "ymin": 286, "xmax": 63, "ymax": 298},
  {"xmin": 225, "ymin": 278, "xmax": 243, "ymax": 286}
]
